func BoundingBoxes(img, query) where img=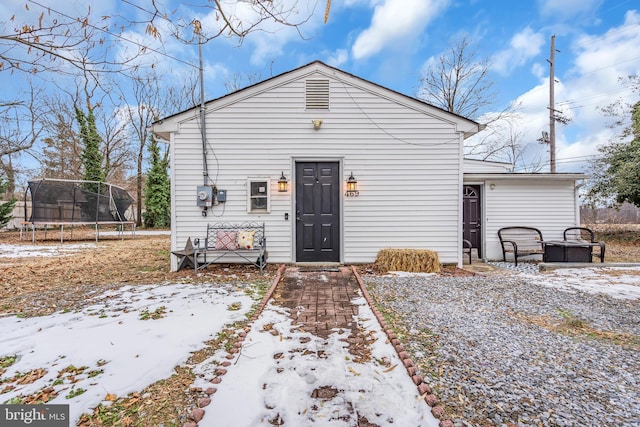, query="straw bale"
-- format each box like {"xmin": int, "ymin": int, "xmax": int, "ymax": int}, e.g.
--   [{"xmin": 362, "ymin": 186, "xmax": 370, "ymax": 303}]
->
[{"xmin": 374, "ymin": 248, "xmax": 441, "ymax": 273}]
